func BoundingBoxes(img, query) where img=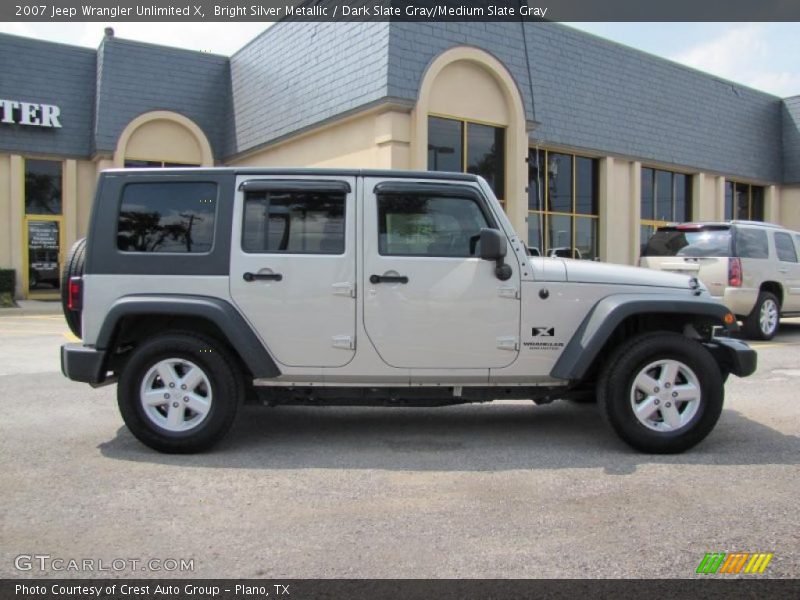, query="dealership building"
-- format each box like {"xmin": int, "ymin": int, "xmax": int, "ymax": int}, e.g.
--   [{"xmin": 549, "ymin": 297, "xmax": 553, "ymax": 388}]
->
[{"xmin": 1, "ymin": 20, "xmax": 799, "ymax": 298}]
